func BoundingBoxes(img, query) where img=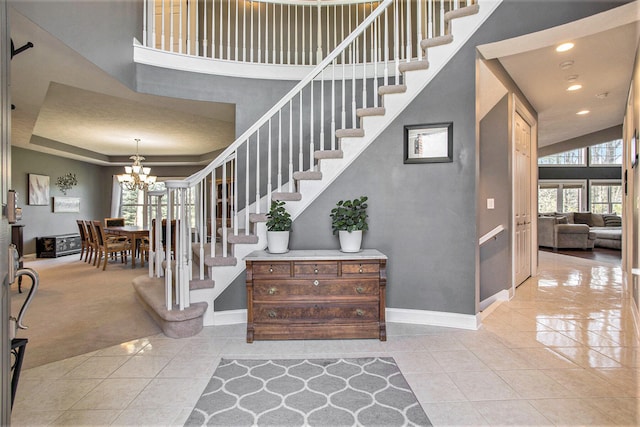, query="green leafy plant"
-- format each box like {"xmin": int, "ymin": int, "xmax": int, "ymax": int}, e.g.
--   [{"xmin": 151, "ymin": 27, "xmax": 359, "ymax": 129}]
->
[
  {"xmin": 266, "ymin": 200, "xmax": 292, "ymax": 231},
  {"xmin": 330, "ymin": 196, "xmax": 368, "ymax": 235},
  {"xmin": 56, "ymin": 172, "xmax": 78, "ymax": 195}
]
